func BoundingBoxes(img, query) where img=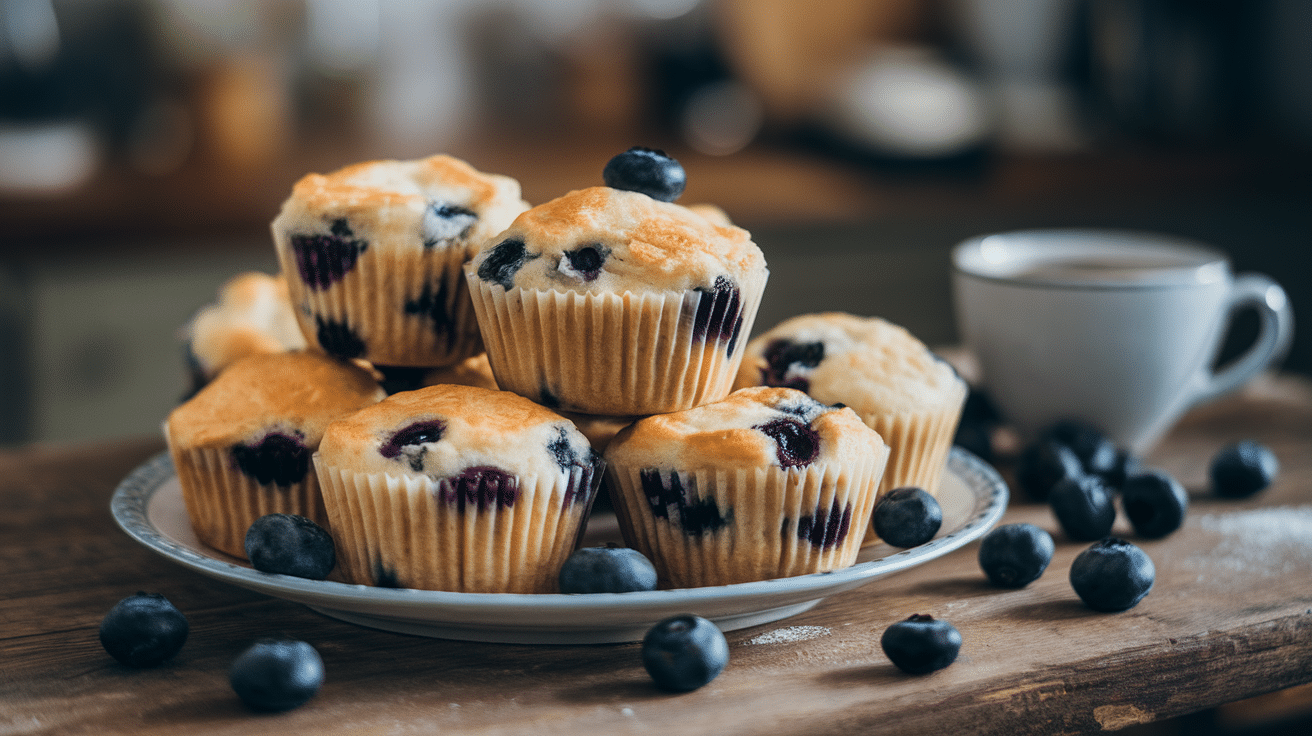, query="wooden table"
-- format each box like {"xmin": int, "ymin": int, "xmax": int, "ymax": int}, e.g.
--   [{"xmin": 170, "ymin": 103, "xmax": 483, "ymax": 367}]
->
[{"xmin": 3, "ymin": 375, "xmax": 1311, "ymax": 735}]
